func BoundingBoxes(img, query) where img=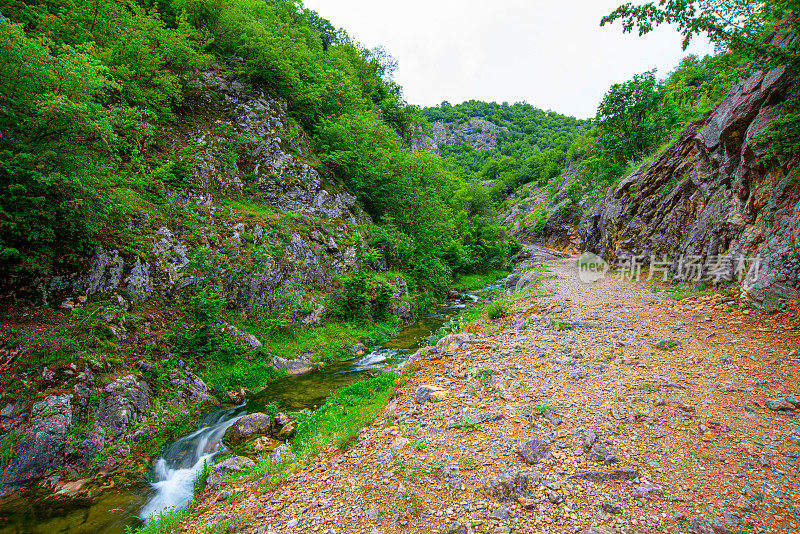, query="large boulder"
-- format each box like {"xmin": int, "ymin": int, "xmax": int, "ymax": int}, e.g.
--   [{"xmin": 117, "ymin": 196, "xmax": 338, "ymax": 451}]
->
[
  {"xmin": 271, "ymin": 355, "xmax": 313, "ymax": 375},
  {"xmin": 225, "ymin": 413, "xmax": 272, "ymax": 446}
]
